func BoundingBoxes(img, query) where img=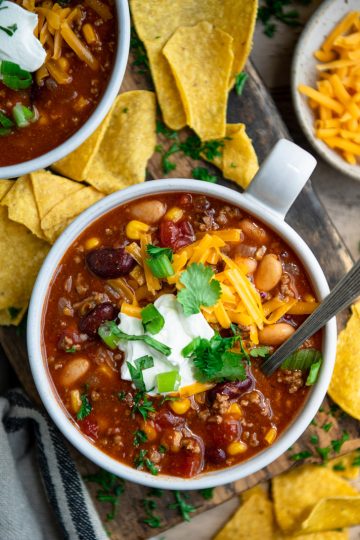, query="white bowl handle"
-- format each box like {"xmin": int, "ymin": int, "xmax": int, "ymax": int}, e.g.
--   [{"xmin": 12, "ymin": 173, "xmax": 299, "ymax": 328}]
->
[{"xmin": 243, "ymin": 139, "xmax": 317, "ymax": 220}]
